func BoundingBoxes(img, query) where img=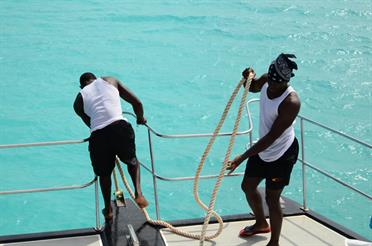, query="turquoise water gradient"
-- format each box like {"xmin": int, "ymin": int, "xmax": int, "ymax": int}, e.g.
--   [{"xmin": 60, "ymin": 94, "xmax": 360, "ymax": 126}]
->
[{"xmin": 1, "ymin": 0, "xmax": 371, "ymax": 240}]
